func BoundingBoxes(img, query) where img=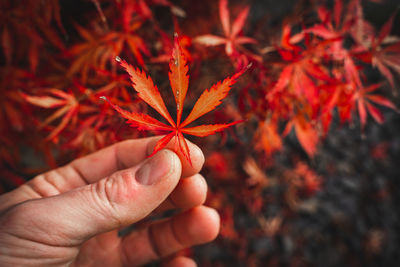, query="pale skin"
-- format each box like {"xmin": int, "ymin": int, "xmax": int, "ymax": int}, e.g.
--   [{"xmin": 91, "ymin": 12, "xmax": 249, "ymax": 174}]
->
[{"xmin": 0, "ymin": 136, "xmax": 220, "ymax": 266}]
